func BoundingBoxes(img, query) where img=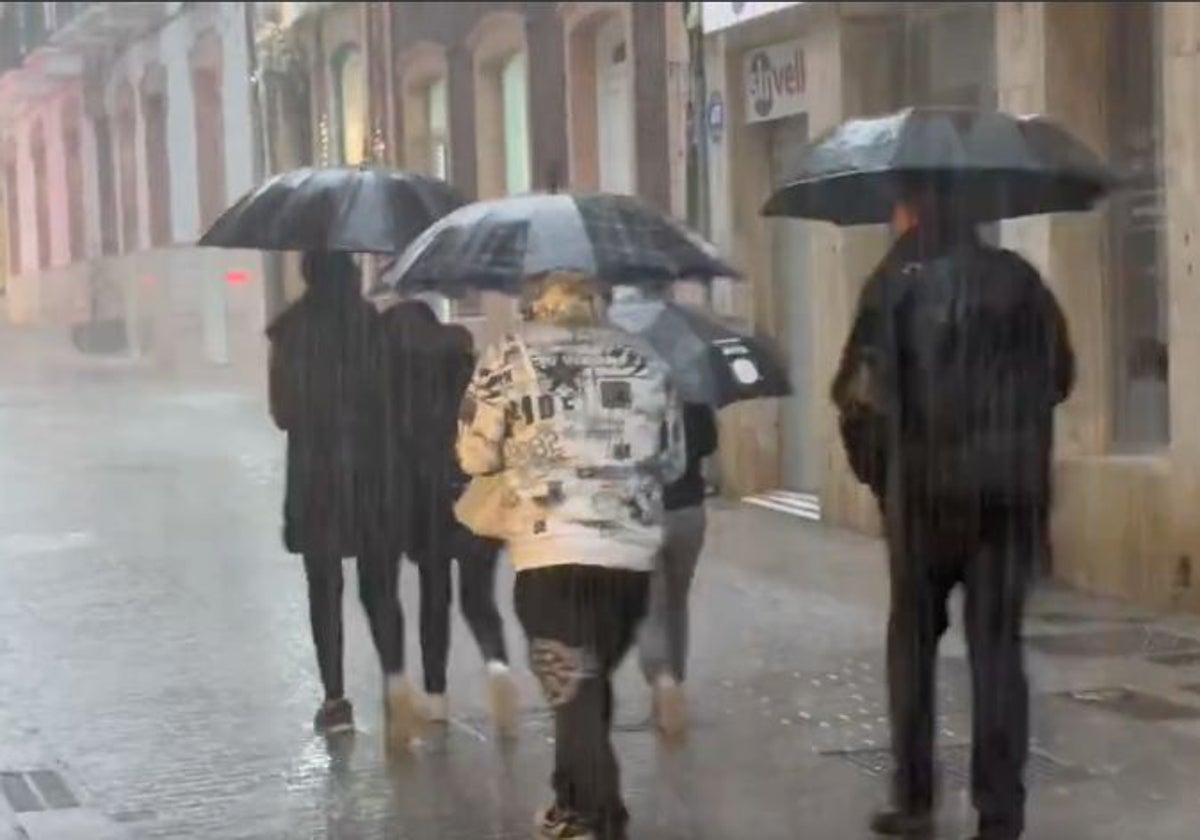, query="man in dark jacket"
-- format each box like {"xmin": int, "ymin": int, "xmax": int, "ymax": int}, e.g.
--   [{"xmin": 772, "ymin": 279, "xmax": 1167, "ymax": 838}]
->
[
  {"xmin": 268, "ymin": 252, "xmax": 418, "ymax": 743},
  {"xmin": 379, "ymin": 301, "xmax": 516, "ymax": 732},
  {"xmin": 637, "ymin": 402, "xmax": 717, "ymax": 738},
  {"xmin": 832, "ymin": 193, "xmax": 1074, "ymax": 840}
]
